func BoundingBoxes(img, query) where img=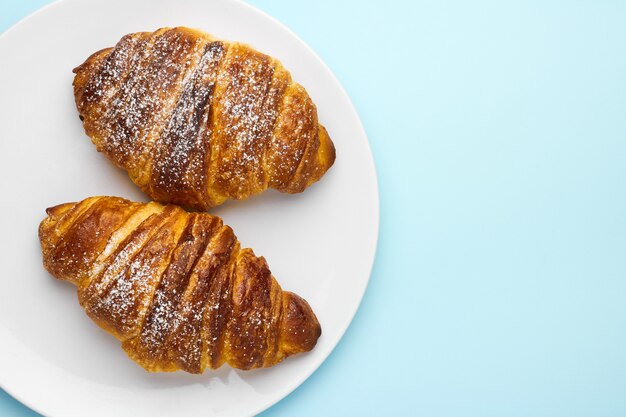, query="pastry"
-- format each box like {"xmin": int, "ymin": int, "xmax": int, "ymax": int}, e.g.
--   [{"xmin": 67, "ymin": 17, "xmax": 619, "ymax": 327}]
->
[
  {"xmin": 39, "ymin": 196, "xmax": 321, "ymax": 373},
  {"xmin": 73, "ymin": 27, "xmax": 336, "ymax": 210}
]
